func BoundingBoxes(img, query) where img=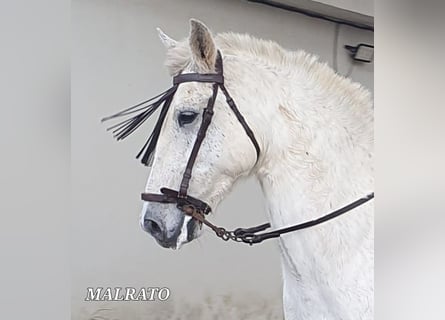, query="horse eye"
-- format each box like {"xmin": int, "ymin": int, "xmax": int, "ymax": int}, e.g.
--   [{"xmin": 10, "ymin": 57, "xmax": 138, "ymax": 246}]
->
[{"xmin": 178, "ymin": 111, "xmax": 198, "ymax": 127}]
